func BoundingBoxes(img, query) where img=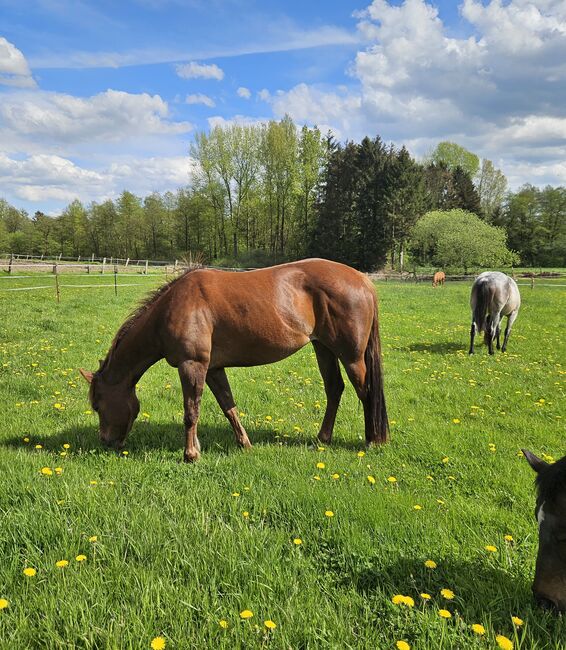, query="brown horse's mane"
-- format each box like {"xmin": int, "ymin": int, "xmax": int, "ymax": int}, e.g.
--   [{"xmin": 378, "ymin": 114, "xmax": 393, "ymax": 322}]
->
[
  {"xmin": 98, "ymin": 265, "xmax": 201, "ymax": 372},
  {"xmin": 536, "ymin": 456, "xmax": 566, "ymax": 503}
]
